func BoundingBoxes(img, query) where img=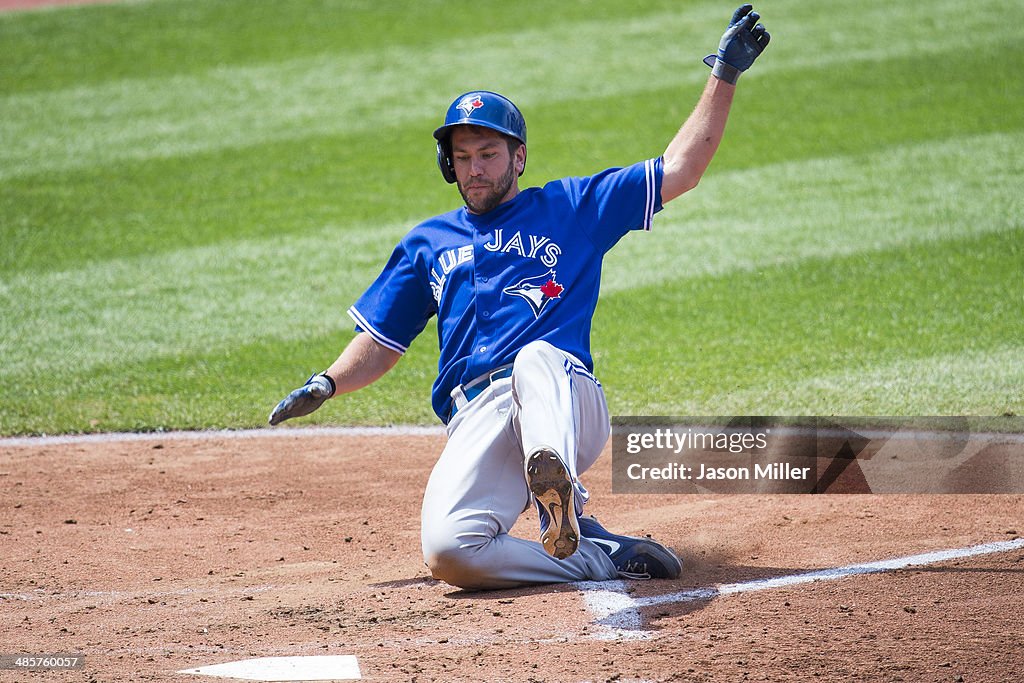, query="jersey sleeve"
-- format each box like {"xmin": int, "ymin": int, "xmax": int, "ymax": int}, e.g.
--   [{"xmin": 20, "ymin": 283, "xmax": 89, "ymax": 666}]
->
[
  {"xmin": 565, "ymin": 157, "xmax": 664, "ymax": 253},
  {"xmin": 347, "ymin": 241, "xmax": 435, "ymax": 355}
]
